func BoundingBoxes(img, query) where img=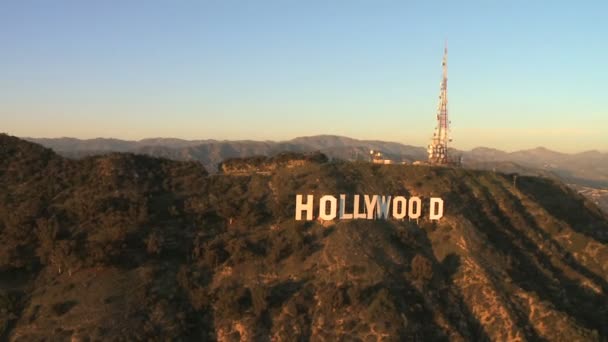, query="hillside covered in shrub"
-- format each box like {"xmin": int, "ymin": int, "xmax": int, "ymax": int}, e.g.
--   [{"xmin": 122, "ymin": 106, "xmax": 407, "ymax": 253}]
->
[{"xmin": 1, "ymin": 134, "xmax": 607, "ymax": 341}]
